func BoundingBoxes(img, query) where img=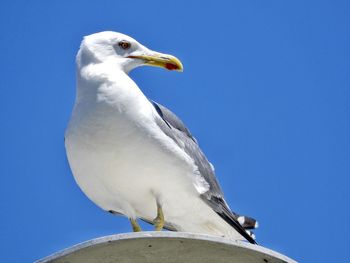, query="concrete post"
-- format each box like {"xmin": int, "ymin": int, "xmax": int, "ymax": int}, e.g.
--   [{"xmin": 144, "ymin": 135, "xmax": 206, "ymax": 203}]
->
[{"xmin": 36, "ymin": 232, "xmax": 297, "ymax": 263}]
